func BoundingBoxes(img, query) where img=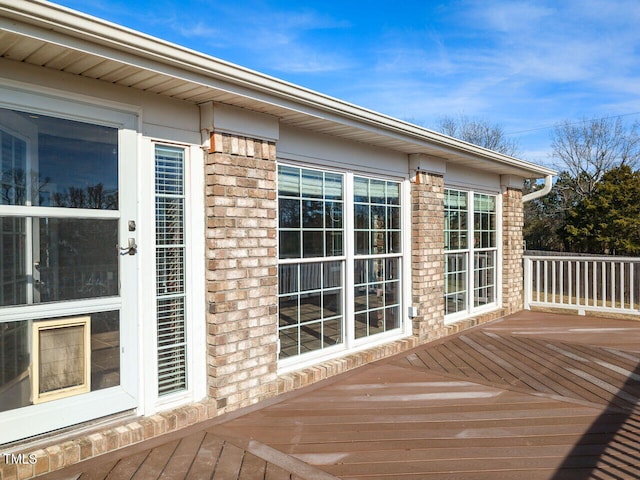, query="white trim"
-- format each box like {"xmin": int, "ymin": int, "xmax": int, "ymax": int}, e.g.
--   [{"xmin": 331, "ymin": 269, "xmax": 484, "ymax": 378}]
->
[
  {"xmin": 139, "ymin": 138, "xmax": 157, "ymax": 416},
  {"xmin": 279, "ymin": 255, "xmax": 347, "ymax": 265},
  {"xmin": 0, "ymin": 386, "xmax": 136, "ymax": 445},
  {"xmin": 344, "ymin": 172, "xmax": 355, "ymax": 351},
  {"xmin": 140, "ymin": 140, "xmax": 206, "ymax": 416},
  {"xmin": 187, "ymin": 145, "xmax": 207, "ymax": 403},
  {"xmin": 496, "ymin": 191, "xmax": 504, "ymax": 310},
  {"xmin": 401, "ymin": 178, "xmax": 413, "ymax": 336},
  {"xmin": 0, "ymin": 298, "xmax": 121, "ymax": 322},
  {"xmin": 0, "ymin": 206, "xmax": 120, "ymax": 218}
]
